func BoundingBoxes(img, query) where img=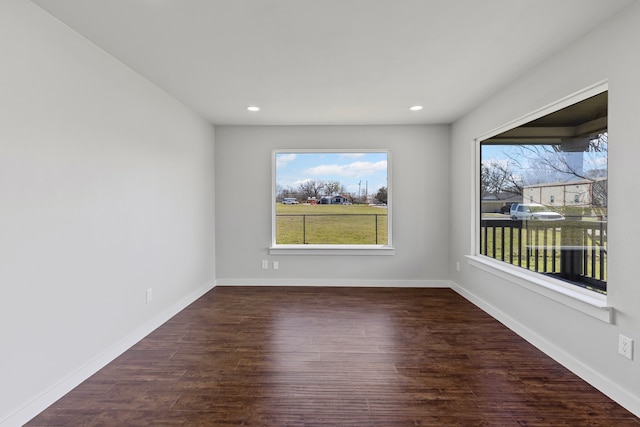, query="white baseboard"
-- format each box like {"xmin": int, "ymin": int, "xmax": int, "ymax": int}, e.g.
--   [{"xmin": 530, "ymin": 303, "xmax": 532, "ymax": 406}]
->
[
  {"xmin": 215, "ymin": 278, "xmax": 449, "ymax": 288},
  {"xmin": 450, "ymin": 281, "xmax": 640, "ymax": 419},
  {"xmin": 4, "ymin": 280, "xmax": 216, "ymax": 427}
]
